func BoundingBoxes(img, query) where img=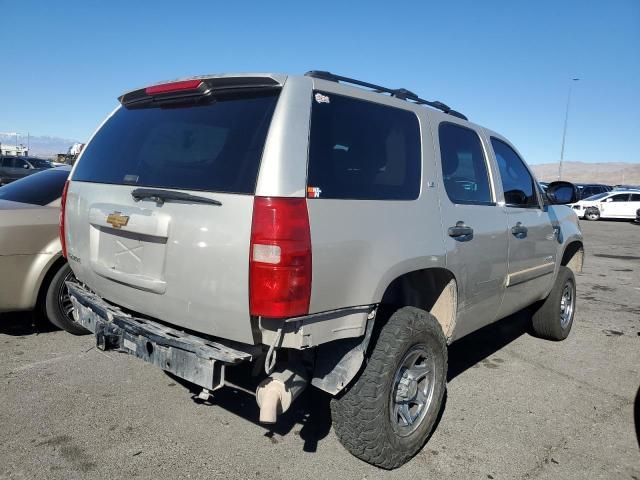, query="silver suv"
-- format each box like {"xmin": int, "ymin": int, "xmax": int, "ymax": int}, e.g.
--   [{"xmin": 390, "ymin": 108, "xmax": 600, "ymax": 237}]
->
[{"xmin": 62, "ymin": 71, "xmax": 584, "ymax": 468}]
